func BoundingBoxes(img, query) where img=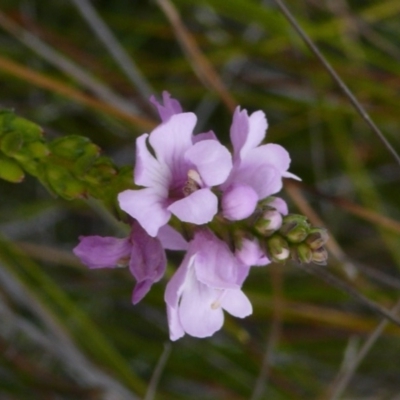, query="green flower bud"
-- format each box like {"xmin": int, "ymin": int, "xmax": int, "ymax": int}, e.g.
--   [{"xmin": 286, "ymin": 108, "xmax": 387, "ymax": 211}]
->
[
  {"xmin": 44, "ymin": 164, "xmax": 86, "ymax": 200},
  {"xmin": 0, "ymin": 110, "xmax": 43, "ymax": 141},
  {"xmin": 280, "ymin": 214, "xmax": 310, "ymax": 243},
  {"xmin": 50, "ymin": 136, "xmax": 100, "ymax": 161},
  {"xmin": 292, "ymin": 242, "xmax": 313, "ymax": 264},
  {"xmin": 311, "ymin": 247, "xmax": 328, "ymax": 265},
  {"xmin": 81, "ymin": 157, "xmax": 117, "ymax": 186},
  {"xmin": 267, "ymin": 234, "xmax": 290, "ymax": 262},
  {"xmin": 13, "ymin": 156, "xmax": 40, "ymax": 177},
  {"xmin": 258, "ymin": 196, "xmax": 278, "ymax": 208},
  {"xmin": 0, "ymin": 155, "xmax": 24, "ymax": 183},
  {"xmin": 25, "ymin": 141, "xmax": 50, "ymax": 159},
  {"xmin": 0, "ymin": 131, "xmax": 23, "ymax": 156},
  {"xmin": 254, "ymin": 208, "xmax": 282, "ymax": 236},
  {"xmin": 306, "ymin": 228, "xmax": 329, "ymax": 250}
]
